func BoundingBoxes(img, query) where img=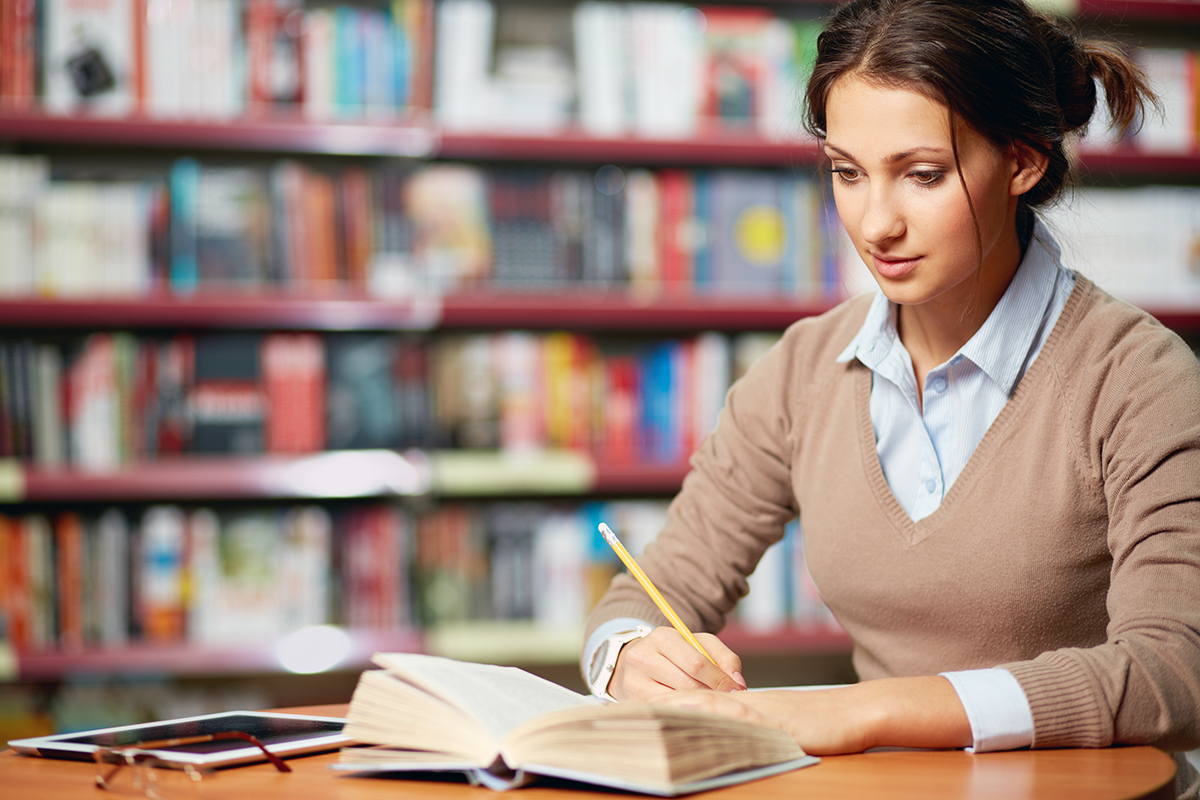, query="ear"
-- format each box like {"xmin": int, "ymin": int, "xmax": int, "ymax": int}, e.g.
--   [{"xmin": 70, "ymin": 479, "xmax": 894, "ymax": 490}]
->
[{"xmin": 1009, "ymin": 142, "xmax": 1050, "ymax": 197}]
